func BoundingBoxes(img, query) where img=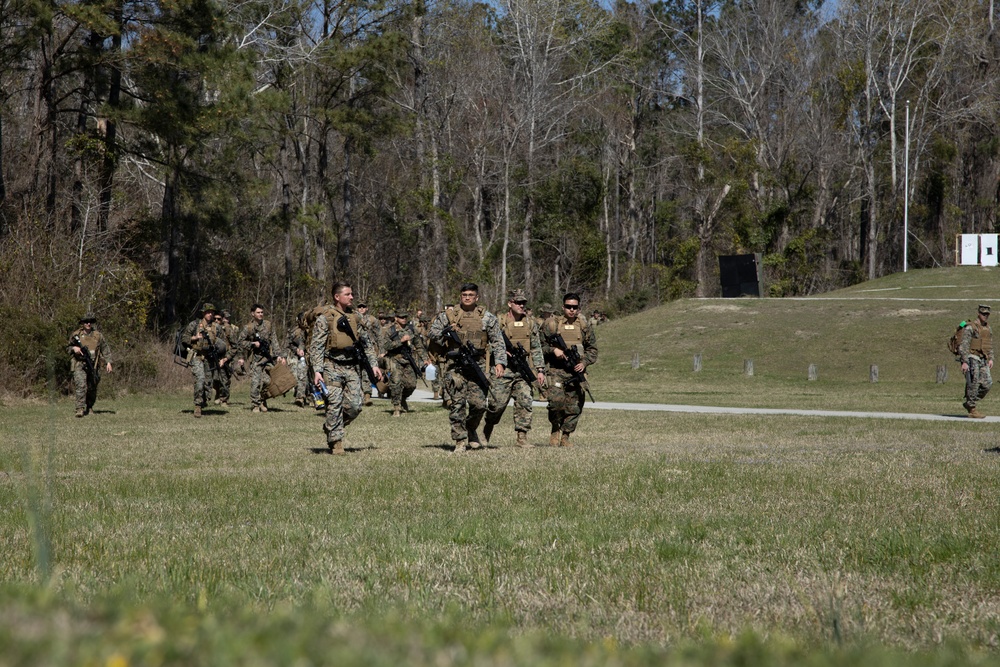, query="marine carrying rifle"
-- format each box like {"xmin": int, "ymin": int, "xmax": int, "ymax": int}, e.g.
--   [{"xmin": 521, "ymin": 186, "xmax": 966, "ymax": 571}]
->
[
  {"xmin": 501, "ymin": 331, "xmax": 542, "ymax": 395},
  {"xmin": 336, "ymin": 316, "xmax": 379, "ymax": 386},
  {"xmin": 392, "ymin": 327, "xmax": 428, "ymax": 387},
  {"xmin": 548, "ymin": 332, "xmax": 595, "ymax": 402},
  {"xmin": 441, "ymin": 325, "xmax": 492, "ymax": 395},
  {"xmin": 71, "ymin": 335, "xmax": 96, "ymax": 381},
  {"xmin": 253, "ymin": 332, "xmax": 275, "ymax": 363}
]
